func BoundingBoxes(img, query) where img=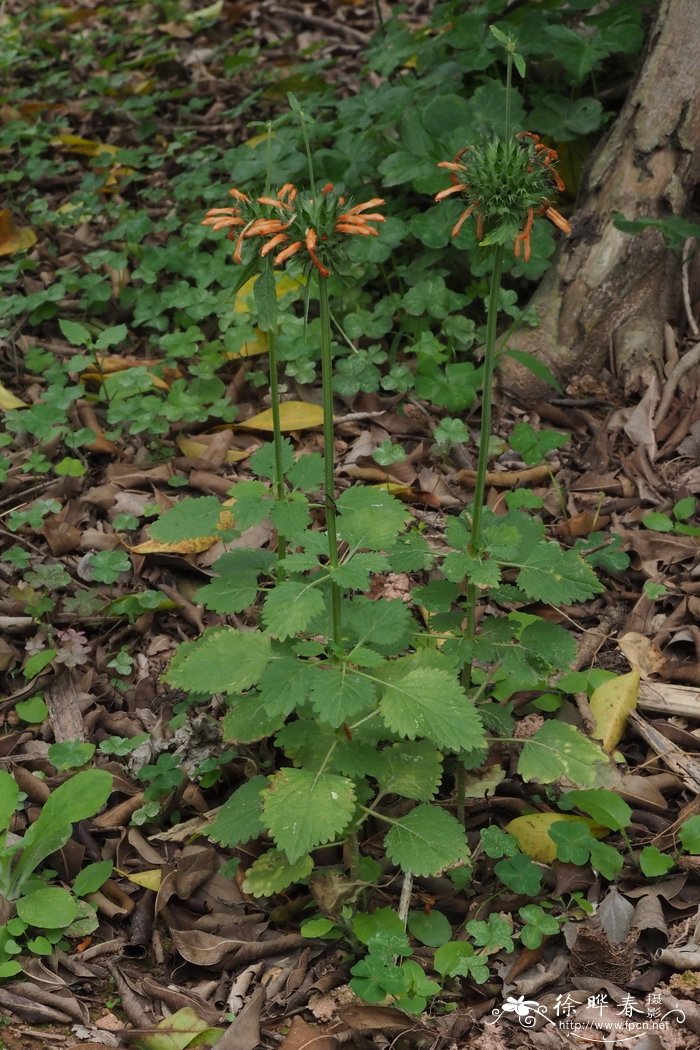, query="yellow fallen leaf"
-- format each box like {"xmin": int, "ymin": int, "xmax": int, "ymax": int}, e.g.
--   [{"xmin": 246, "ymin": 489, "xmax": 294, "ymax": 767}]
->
[
  {"xmin": 590, "ymin": 668, "xmax": 640, "ymax": 753},
  {"xmin": 51, "ymin": 133, "xmax": 119, "ymax": 158},
  {"xmin": 82, "ymin": 367, "xmax": 169, "ymax": 391},
  {"xmin": 240, "ymin": 400, "xmax": 323, "ymax": 431},
  {"xmin": 117, "ymin": 868, "xmax": 162, "ymax": 891},
  {"xmin": 125, "ymin": 507, "xmax": 235, "ymax": 555},
  {"xmin": 506, "ymin": 813, "xmax": 605, "ymax": 864},
  {"xmin": 175, "ymin": 434, "xmax": 249, "ymax": 464},
  {"xmin": 0, "ymin": 381, "xmax": 27, "ymax": 410},
  {"xmin": 225, "ymin": 330, "xmax": 268, "ymax": 359},
  {"xmin": 233, "ymin": 273, "xmax": 303, "ymax": 315},
  {"xmin": 0, "ymin": 209, "xmax": 37, "ymax": 256}
]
